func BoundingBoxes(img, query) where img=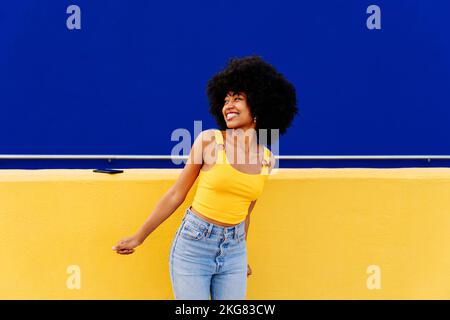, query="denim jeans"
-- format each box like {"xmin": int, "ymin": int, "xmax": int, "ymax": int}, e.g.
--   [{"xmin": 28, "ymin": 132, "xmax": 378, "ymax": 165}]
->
[{"xmin": 169, "ymin": 206, "xmax": 247, "ymax": 300}]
